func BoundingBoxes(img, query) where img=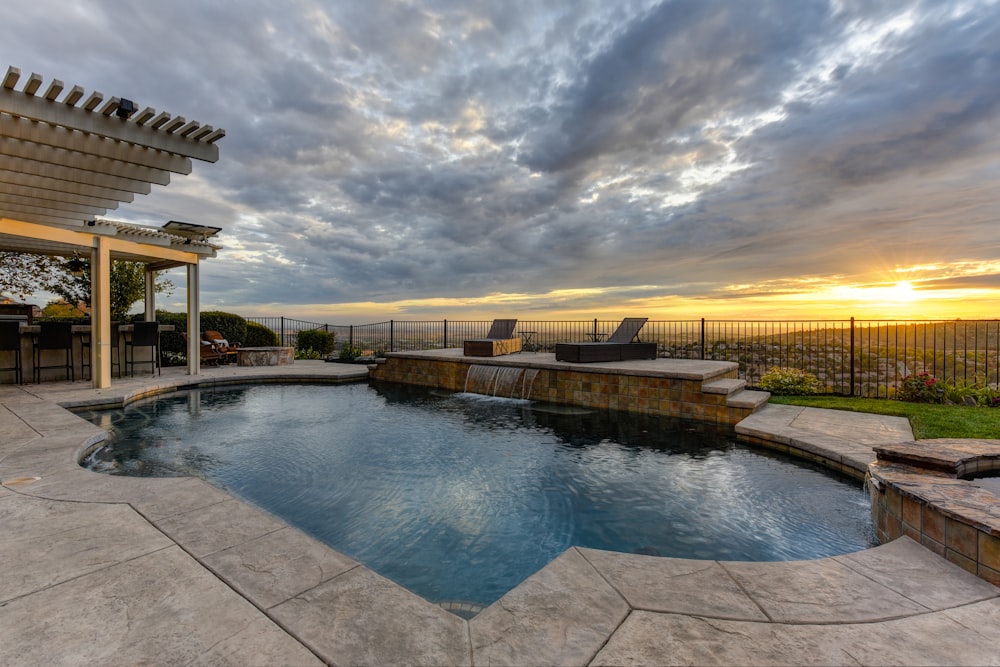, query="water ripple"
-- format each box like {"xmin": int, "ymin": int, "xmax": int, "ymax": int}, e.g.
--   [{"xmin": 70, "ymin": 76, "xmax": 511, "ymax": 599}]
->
[{"xmin": 82, "ymin": 382, "xmax": 874, "ymax": 609}]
